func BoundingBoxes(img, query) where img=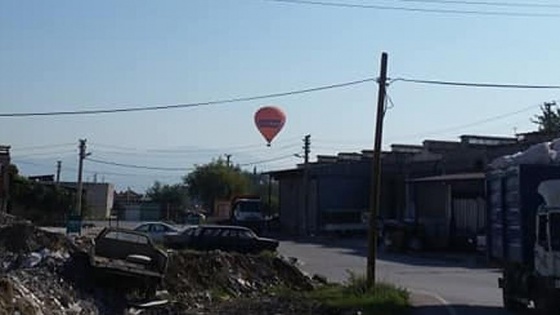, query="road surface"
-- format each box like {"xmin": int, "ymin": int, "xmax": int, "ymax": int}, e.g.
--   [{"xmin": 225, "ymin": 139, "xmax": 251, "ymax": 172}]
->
[{"xmin": 278, "ymin": 237, "xmax": 513, "ymax": 315}]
